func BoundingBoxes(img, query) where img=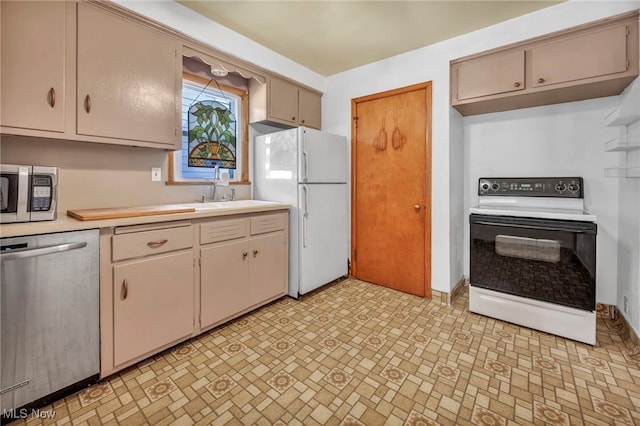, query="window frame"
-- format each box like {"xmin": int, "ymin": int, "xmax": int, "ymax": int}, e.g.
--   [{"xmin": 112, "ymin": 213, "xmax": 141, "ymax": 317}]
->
[{"xmin": 167, "ymin": 72, "xmax": 250, "ymax": 185}]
